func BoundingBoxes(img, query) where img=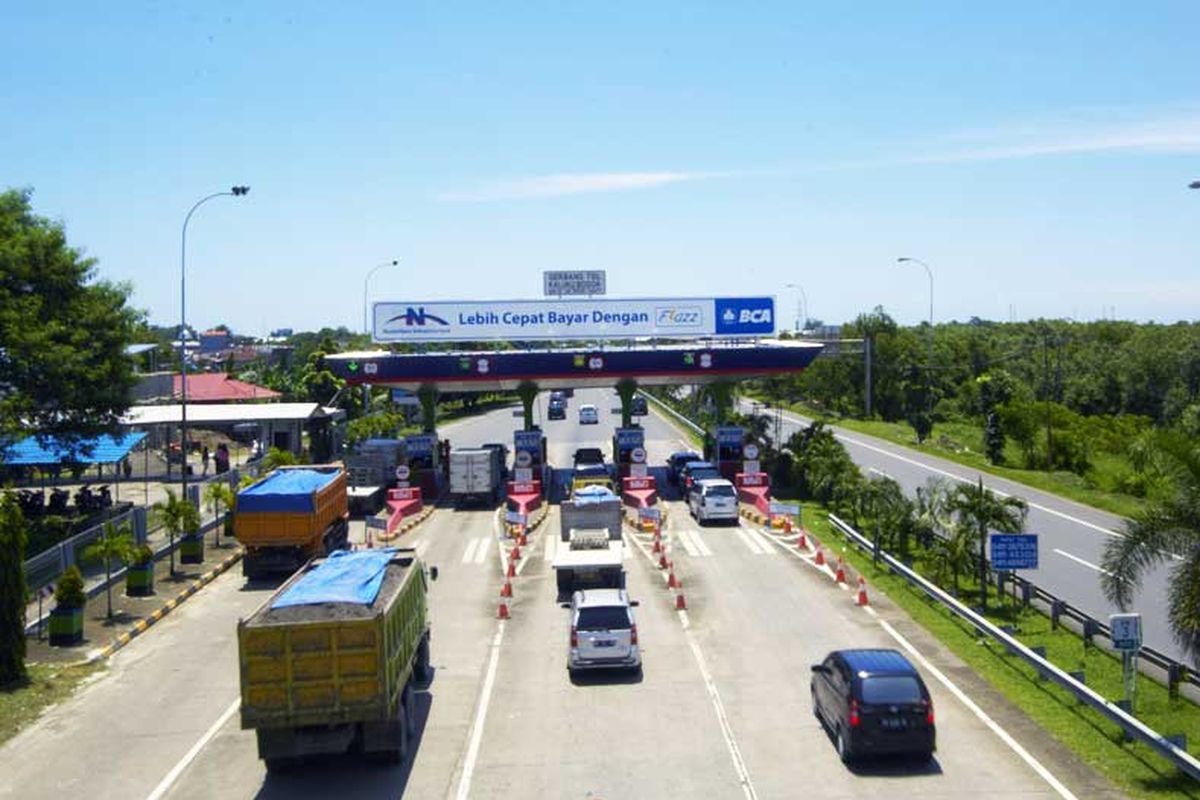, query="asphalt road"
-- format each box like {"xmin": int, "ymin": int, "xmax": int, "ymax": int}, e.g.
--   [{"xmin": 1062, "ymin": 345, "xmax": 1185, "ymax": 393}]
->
[
  {"xmin": 740, "ymin": 399, "xmax": 1182, "ymax": 665},
  {"xmin": 0, "ymin": 389, "xmax": 1113, "ymax": 799}
]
